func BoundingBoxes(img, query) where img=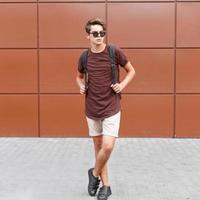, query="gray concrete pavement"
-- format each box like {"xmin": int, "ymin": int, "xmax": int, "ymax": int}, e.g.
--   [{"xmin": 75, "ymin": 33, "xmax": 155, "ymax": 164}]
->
[{"xmin": 0, "ymin": 137, "xmax": 200, "ymax": 200}]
